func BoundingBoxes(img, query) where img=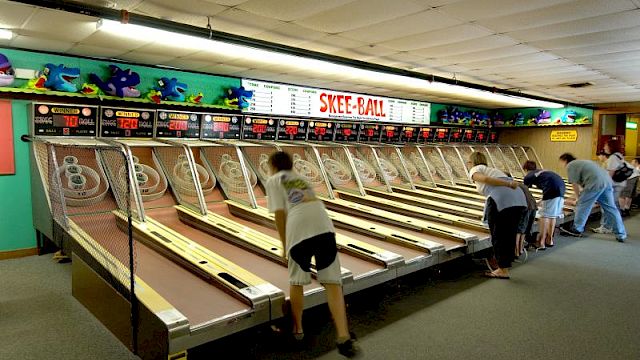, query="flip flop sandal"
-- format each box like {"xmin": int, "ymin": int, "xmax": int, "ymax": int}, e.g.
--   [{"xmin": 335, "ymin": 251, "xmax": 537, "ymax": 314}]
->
[{"xmin": 483, "ymin": 271, "xmax": 510, "ymax": 279}]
